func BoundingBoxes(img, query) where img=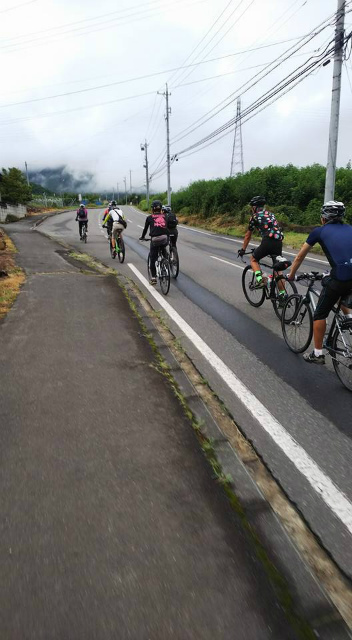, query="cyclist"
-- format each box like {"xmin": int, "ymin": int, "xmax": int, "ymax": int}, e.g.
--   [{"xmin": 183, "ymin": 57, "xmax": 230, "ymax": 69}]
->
[
  {"xmin": 103, "ymin": 205, "xmax": 126, "ymax": 256},
  {"xmin": 139, "ymin": 200, "xmax": 169, "ymax": 285},
  {"xmin": 288, "ymin": 200, "xmax": 352, "ymax": 364},
  {"xmin": 102, "ymin": 200, "xmax": 116, "ymax": 237},
  {"xmin": 76, "ymin": 204, "xmax": 88, "ymax": 240},
  {"xmin": 162, "ymin": 205, "xmax": 178, "ymax": 247},
  {"xmin": 238, "ymin": 195, "xmax": 286, "ymax": 303}
]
